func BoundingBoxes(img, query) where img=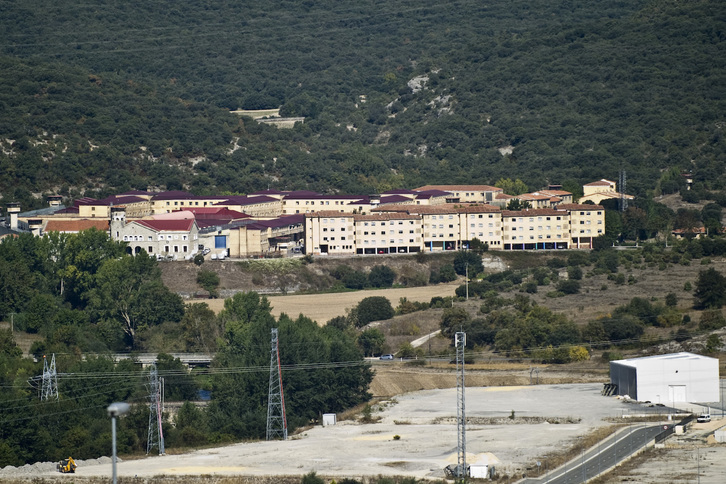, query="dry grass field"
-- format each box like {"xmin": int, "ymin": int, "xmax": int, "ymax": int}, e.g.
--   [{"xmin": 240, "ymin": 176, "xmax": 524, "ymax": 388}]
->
[{"xmin": 189, "ymin": 283, "xmax": 460, "ymax": 323}]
